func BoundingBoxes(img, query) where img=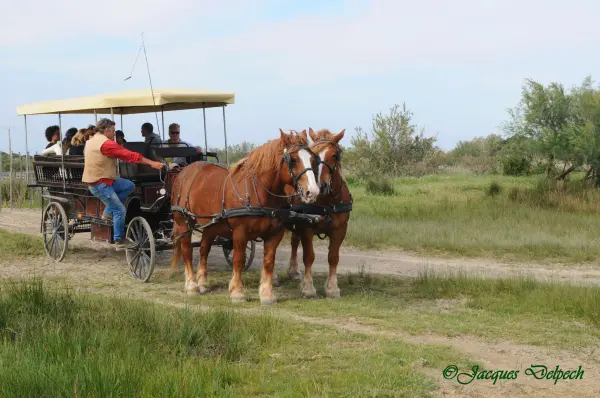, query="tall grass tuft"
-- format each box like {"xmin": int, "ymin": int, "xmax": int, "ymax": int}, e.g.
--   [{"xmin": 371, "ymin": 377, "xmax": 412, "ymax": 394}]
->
[
  {"xmin": 366, "ymin": 177, "xmax": 396, "ymax": 196},
  {"xmin": 412, "ymin": 270, "xmax": 600, "ymax": 328},
  {"xmin": 0, "ymin": 279, "xmax": 284, "ymax": 397}
]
